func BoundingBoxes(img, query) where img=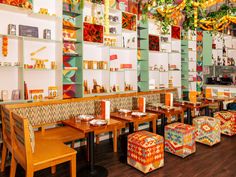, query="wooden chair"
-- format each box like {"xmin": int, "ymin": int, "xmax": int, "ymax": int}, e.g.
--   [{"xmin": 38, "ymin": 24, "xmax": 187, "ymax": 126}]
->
[
  {"xmin": 10, "ymin": 112, "xmax": 77, "ymax": 177},
  {"xmin": 1, "ymin": 106, "xmax": 13, "ymax": 172}
]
